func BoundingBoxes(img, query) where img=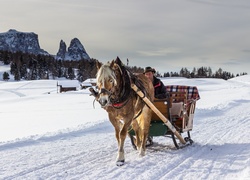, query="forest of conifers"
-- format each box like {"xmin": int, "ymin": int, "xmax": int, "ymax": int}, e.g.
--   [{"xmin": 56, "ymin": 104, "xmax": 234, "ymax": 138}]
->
[{"xmin": 0, "ymin": 50, "xmax": 247, "ymax": 81}]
